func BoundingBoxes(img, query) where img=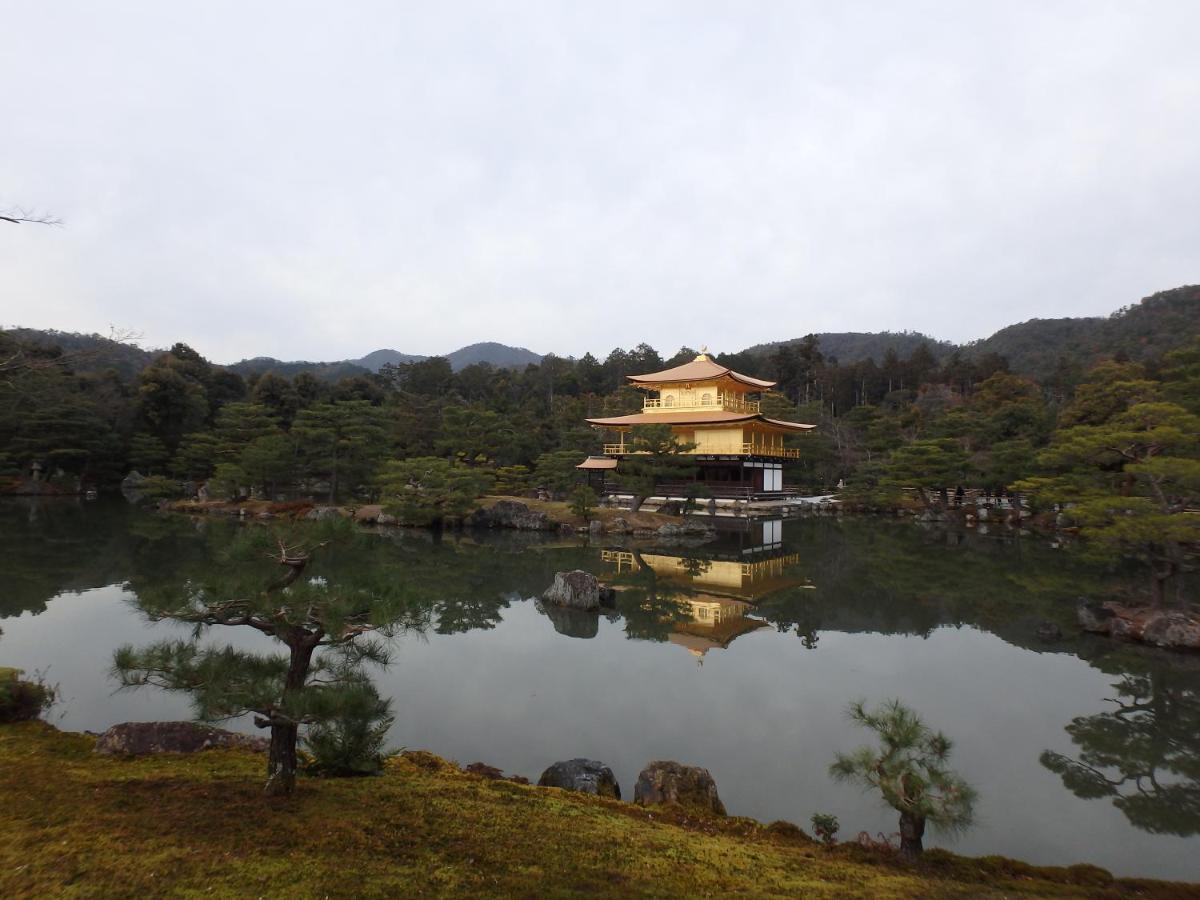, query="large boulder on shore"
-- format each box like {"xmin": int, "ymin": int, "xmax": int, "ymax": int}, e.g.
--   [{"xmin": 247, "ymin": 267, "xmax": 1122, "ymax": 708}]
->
[
  {"xmin": 467, "ymin": 500, "xmax": 555, "ymax": 531},
  {"xmin": 538, "ymin": 758, "xmax": 621, "ymax": 799},
  {"xmin": 542, "ymin": 570, "xmax": 601, "ymax": 610},
  {"xmin": 1078, "ymin": 599, "xmax": 1200, "ymax": 650},
  {"xmin": 633, "ymin": 760, "xmax": 726, "ymax": 816},
  {"xmin": 95, "ymin": 721, "xmax": 268, "ymax": 756}
]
